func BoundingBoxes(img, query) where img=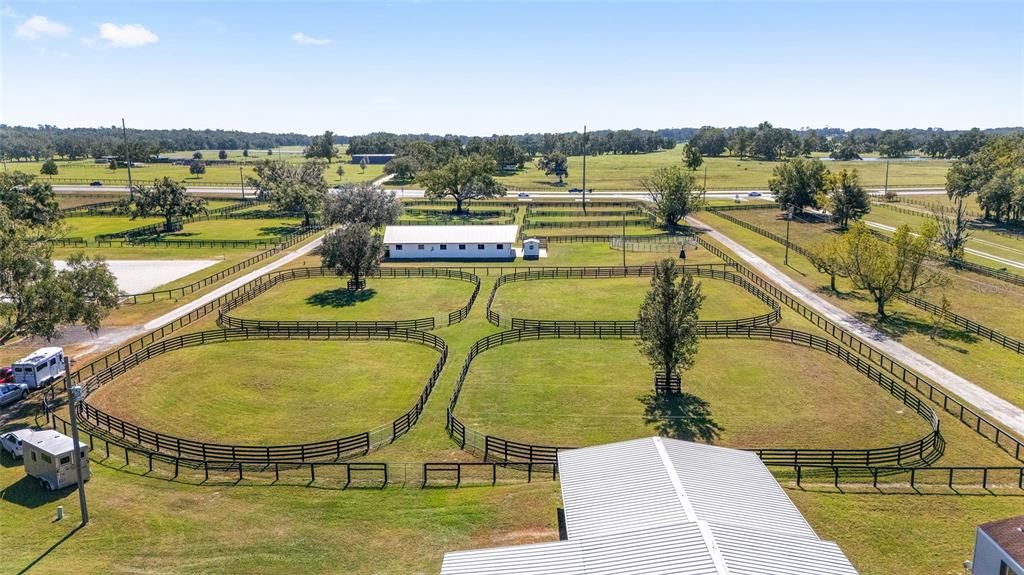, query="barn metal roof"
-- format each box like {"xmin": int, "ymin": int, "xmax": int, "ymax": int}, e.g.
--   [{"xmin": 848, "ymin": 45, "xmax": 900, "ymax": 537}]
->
[
  {"xmin": 382, "ymin": 225, "xmax": 519, "ymax": 245},
  {"xmin": 440, "ymin": 437, "xmax": 858, "ymax": 575}
]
